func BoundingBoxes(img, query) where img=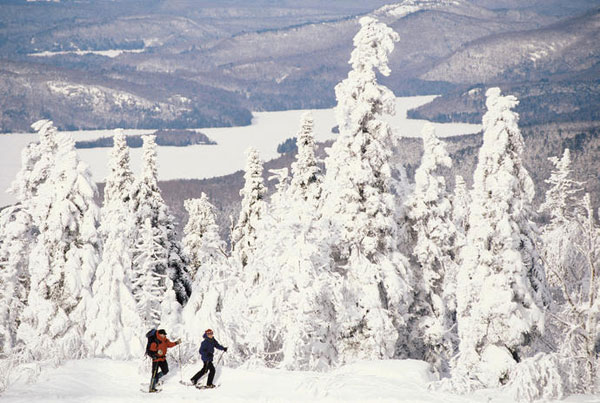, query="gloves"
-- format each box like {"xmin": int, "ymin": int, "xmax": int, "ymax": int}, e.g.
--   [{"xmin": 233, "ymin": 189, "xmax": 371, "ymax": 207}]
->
[
  {"xmin": 176, "ymin": 339, "xmax": 182, "ymax": 345},
  {"xmin": 224, "ymin": 347, "xmax": 228, "ymax": 352}
]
